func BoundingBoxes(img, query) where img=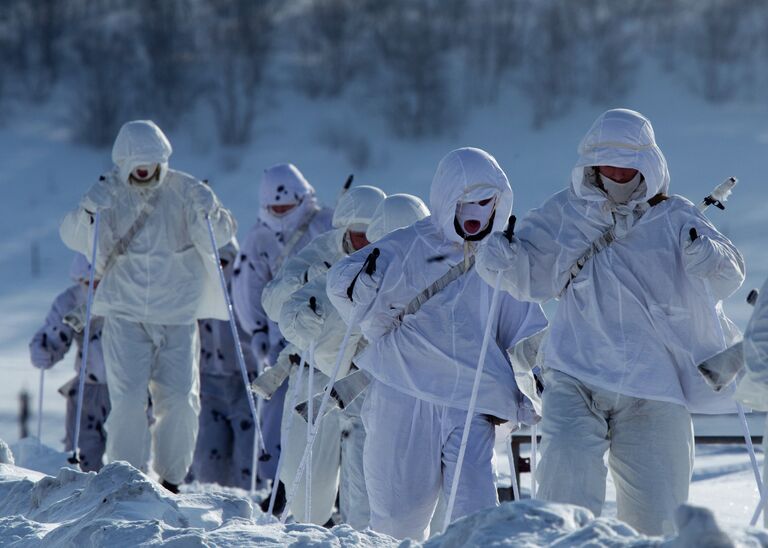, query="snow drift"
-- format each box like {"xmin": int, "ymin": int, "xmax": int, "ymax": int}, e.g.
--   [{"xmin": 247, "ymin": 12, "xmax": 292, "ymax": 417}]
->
[{"xmin": 1, "ymin": 440, "xmax": 767, "ymax": 547}]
